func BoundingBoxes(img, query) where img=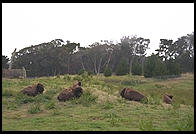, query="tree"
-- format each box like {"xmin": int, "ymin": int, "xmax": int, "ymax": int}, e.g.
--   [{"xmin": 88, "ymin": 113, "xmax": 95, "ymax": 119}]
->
[
  {"xmin": 132, "ymin": 59, "xmax": 142, "ymax": 75},
  {"xmin": 166, "ymin": 59, "xmax": 181, "ymax": 75},
  {"xmin": 63, "ymin": 40, "xmax": 80, "ymax": 74},
  {"xmin": 85, "ymin": 42, "xmax": 112, "ymax": 75},
  {"xmin": 2, "ymin": 55, "xmax": 9, "ymax": 69},
  {"xmin": 144, "ymin": 53, "xmax": 167, "ymax": 78},
  {"xmin": 119, "ymin": 36, "xmax": 150, "ymax": 74},
  {"xmin": 115, "ymin": 58, "xmax": 129, "ymax": 76},
  {"xmin": 156, "ymin": 32, "xmax": 194, "ymax": 73}
]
